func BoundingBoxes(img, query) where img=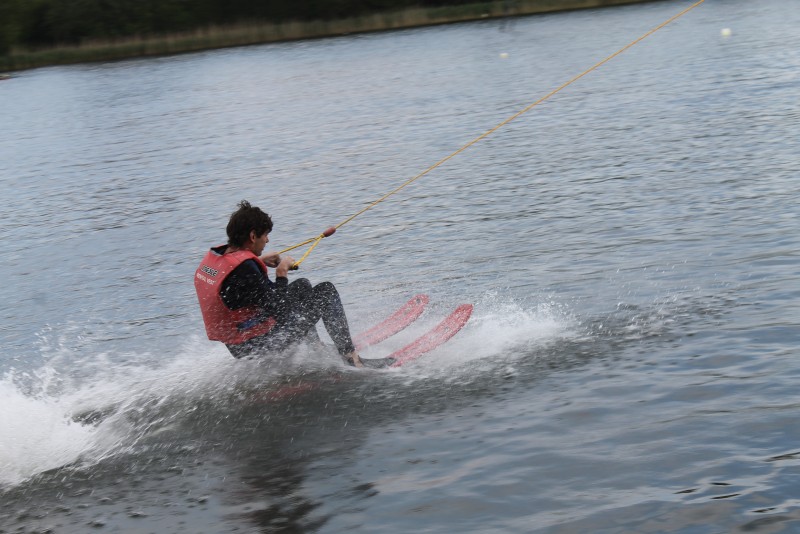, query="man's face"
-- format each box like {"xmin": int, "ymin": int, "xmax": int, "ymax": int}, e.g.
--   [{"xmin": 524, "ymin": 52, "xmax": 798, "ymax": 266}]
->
[{"xmin": 252, "ymin": 231, "xmax": 269, "ymax": 256}]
